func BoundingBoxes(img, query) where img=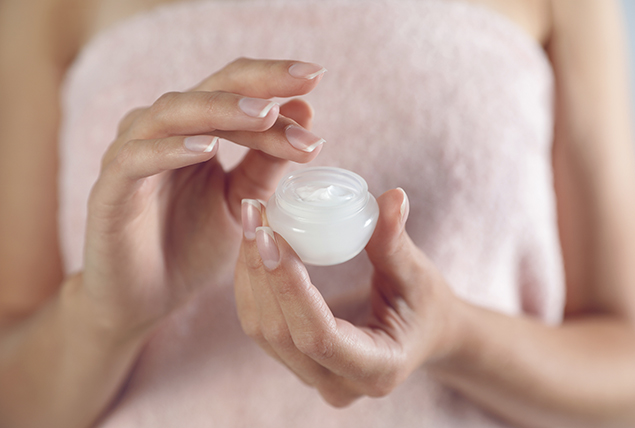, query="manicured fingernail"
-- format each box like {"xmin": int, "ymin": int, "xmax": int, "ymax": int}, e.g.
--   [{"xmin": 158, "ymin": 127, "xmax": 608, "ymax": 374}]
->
[
  {"xmin": 256, "ymin": 227, "xmax": 280, "ymax": 270},
  {"xmin": 239, "ymin": 97, "xmax": 279, "ymax": 118},
  {"xmin": 184, "ymin": 135, "xmax": 218, "ymax": 153},
  {"xmin": 285, "ymin": 125, "xmax": 325, "ymax": 152},
  {"xmin": 397, "ymin": 187, "xmax": 410, "ymax": 225},
  {"xmin": 241, "ymin": 199, "xmax": 262, "ymax": 241},
  {"xmin": 288, "ymin": 62, "xmax": 327, "ymax": 80}
]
